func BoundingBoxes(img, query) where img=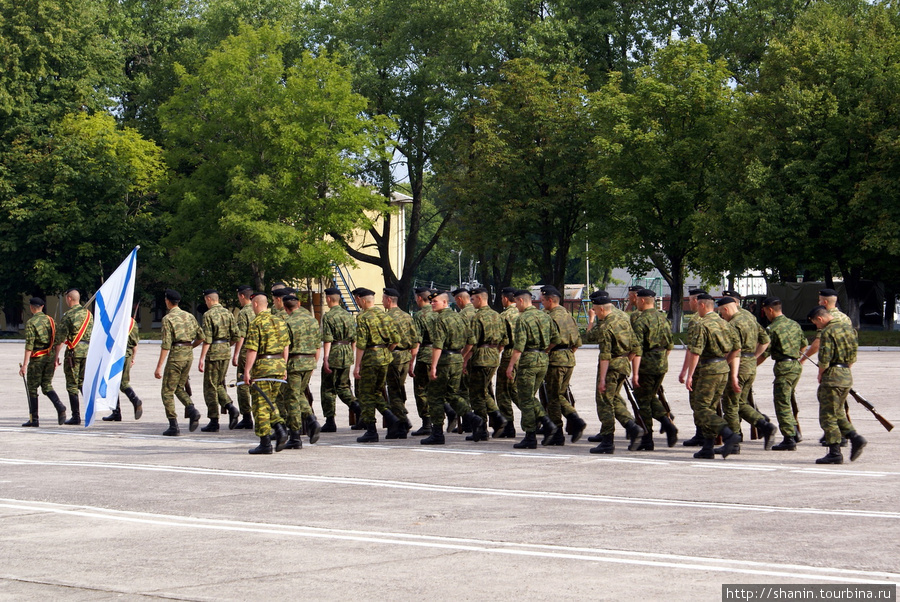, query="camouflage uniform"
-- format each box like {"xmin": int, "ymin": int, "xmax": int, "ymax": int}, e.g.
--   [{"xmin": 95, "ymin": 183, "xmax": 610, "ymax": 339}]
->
[
  {"xmin": 279, "ymin": 308, "xmax": 321, "ymax": 431},
  {"xmin": 631, "ymin": 307, "xmax": 673, "ymax": 429},
  {"xmin": 688, "ymin": 312, "xmax": 739, "ymax": 438},
  {"xmin": 412, "ymin": 305, "xmax": 436, "ymax": 421},
  {"xmin": 235, "ymin": 302, "xmax": 256, "ymax": 415},
  {"xmin": 722, "ymin": 309, "xmax": 770, "ymax": 432},
  {"xmin": 511, "ymin": 306, "xmax": 558, "ymax": 433},
  {"xmin": 355, "ymin": 307, "xmax": 401, "ymax": 424},
  {"xmin": 545, "ymin": 305, "xmax": 581, "ymax": 426},
  {"xmin": 160, "ymin": 306, "xmax": 202, "ymax": 419},
  {"xmin": 428, "ymin": 308, "xmax": 475, "ymax": 425},
  {"xmin": 816, "ymin": 319, "xmax": 857, "ymax": 445},
  {"xmin": 25, "ymin": 311, "xmax": 57, "ymax": 397},
  {"xmin": 386, "ymin": 306, "xmax": 418, "ymax": 422},
  {"xmin": 201, "ymin": 304, "xmax": 236, "ymax": 418},
  {"xmin": 468, "ymin": 305, "xmax": 505, "ymax": 423},
  {"xmin": 321, "ymin": 305, "xmax": 357, "ymax": 418},
  {"xmin": 762, "ymin": 314, "xmax": 806, "ymax": 437},
  {"xmin": 119, "ymin": 319, "xmax": 139, "ymax": 392},
  {"xmin": 496, "ymin": 305, "xmax": 519, "ymax": 422},
  {"xmin": 457, "ymin": 303, "xmax": 476, "ymax": 406},
  {"xmin": 244, "ymin": 308, "xmax": 289, "ymax": 437},
  {"xmin": 595, "ymin": 308, "xmax": 637, "ymax": 435},
  {"xmin": 56, "ymin": 303, "xmax": 92, "ymax": 395}
]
